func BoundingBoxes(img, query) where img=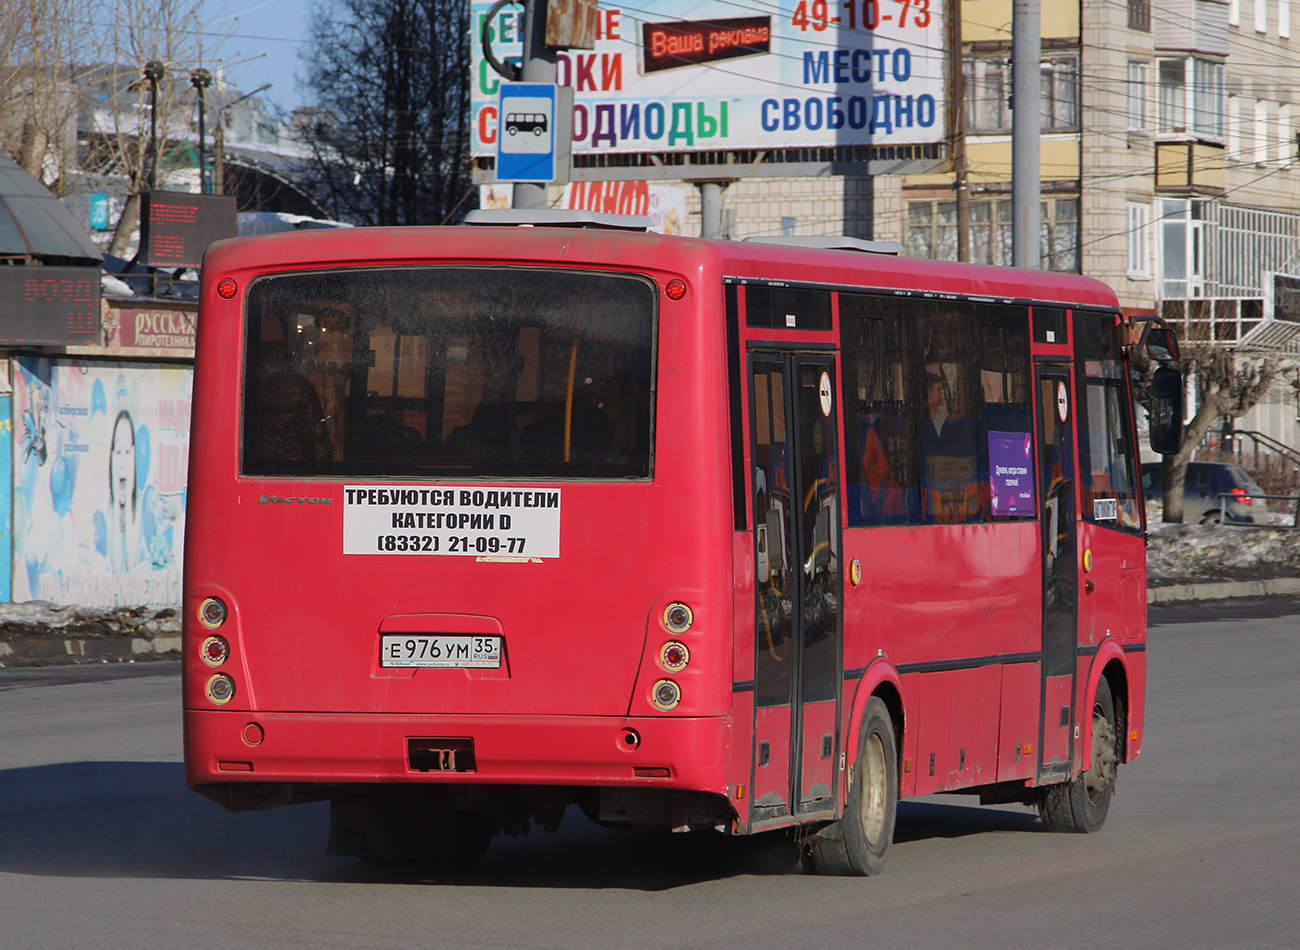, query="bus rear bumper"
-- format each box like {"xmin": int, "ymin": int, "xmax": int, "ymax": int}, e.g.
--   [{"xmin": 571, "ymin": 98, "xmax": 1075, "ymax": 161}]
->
[{"xmin": 184, "ymin": 708, "xmax": 732, "ymax": 795}]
